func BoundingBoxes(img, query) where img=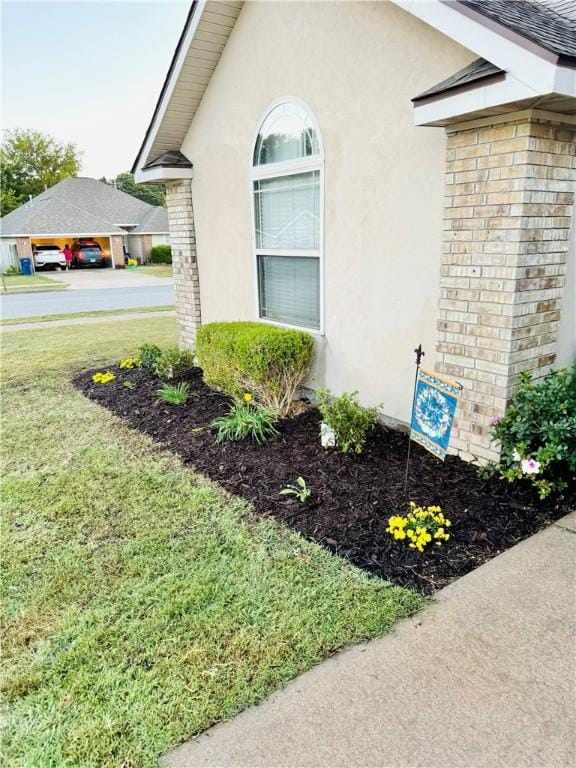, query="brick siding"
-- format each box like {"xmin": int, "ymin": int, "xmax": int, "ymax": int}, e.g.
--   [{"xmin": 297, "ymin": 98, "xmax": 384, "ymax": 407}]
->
[
  {"xmin": 109, "ymin": 235, "xmax": 125, "ymax": 268},
  {"xmin": 165, "ymin": 180, "xmax": 201, "ymax": 349},
  {"xmin": 438, "ymin": 117, "xmax": 576, "ymax": 462}
]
